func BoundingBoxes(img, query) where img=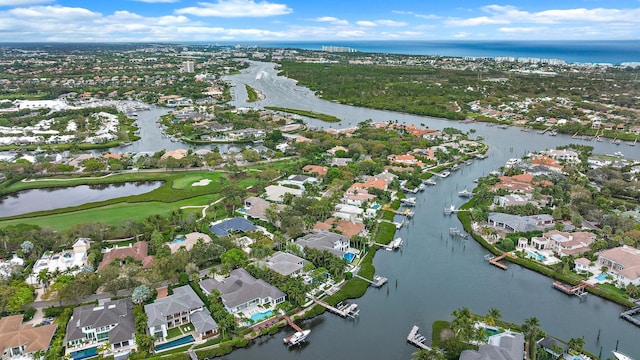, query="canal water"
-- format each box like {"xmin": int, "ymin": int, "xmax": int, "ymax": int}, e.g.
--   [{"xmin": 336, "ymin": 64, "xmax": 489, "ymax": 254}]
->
[
  {"xmin": 216, "ymin": 61, "xmax": 640, "ymax": 359},
  {"xmin": 0, "ymin": 181, "xmax": 163, "ymax": 217}
]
